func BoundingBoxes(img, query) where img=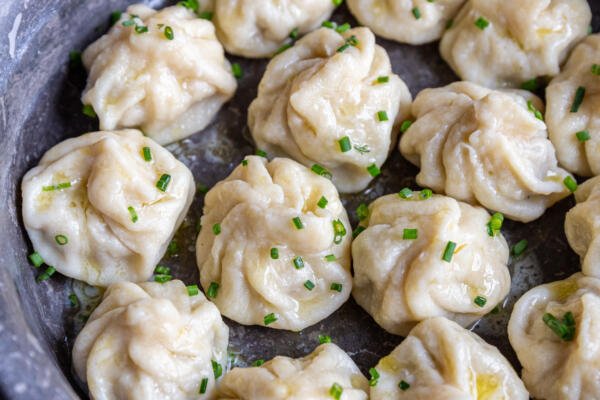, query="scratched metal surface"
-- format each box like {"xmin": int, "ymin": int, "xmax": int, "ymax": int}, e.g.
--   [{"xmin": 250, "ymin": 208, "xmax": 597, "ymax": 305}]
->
[{"xmin": 0, "ymin": 1, "xmax": 599, "ymax": 399}]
